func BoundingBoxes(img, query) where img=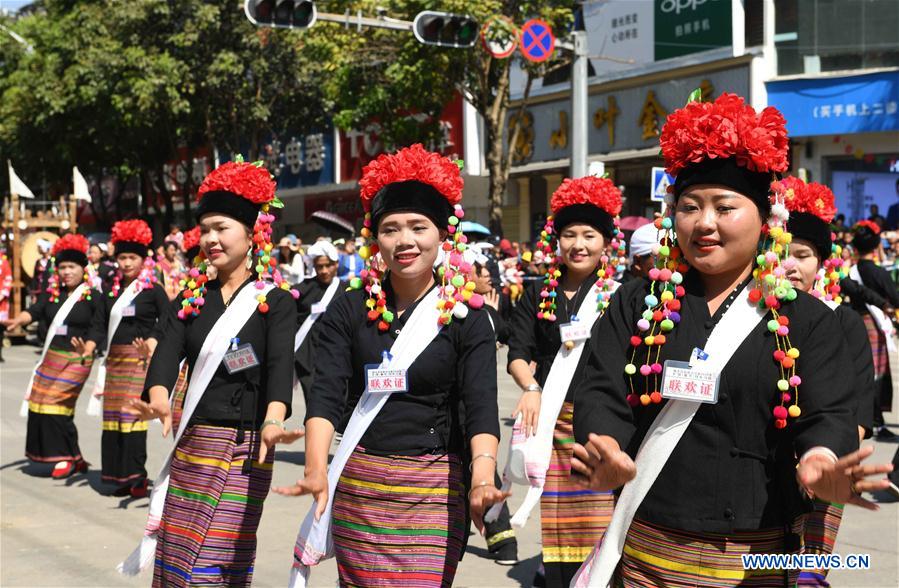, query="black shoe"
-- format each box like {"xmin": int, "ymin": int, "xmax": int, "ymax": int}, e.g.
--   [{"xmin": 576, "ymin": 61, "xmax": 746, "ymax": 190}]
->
[
  {"xmin": 493, "ymin": 541, "xmax": 519, "ymax": 566},
  {"xmin": 875, "ymin": 427, "xmax": 899, "ymax": 442}
]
